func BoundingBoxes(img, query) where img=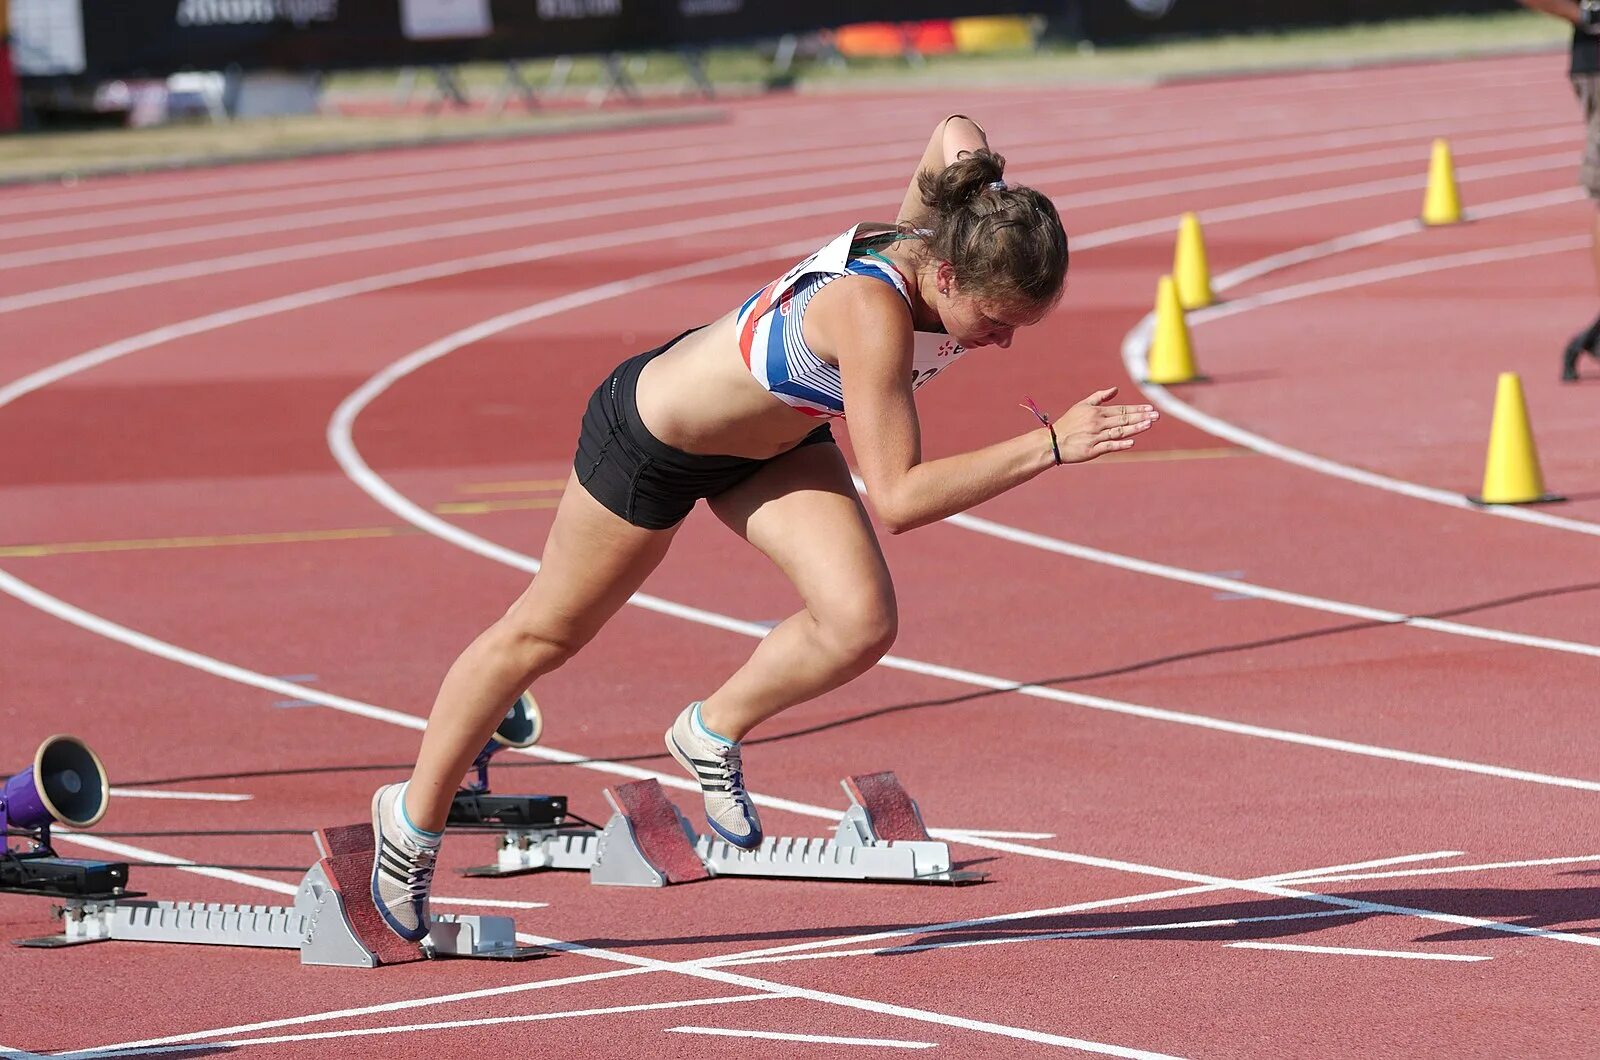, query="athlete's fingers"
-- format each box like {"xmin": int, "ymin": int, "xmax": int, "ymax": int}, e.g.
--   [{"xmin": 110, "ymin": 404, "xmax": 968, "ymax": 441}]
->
[{"xmin": 1081, "ymin": 387, "xmax": 1119, "ymax": 407}]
